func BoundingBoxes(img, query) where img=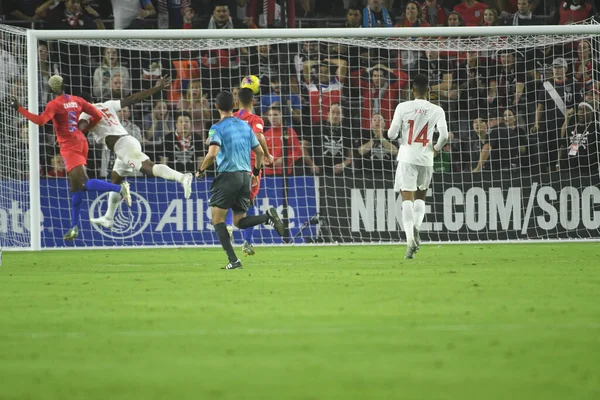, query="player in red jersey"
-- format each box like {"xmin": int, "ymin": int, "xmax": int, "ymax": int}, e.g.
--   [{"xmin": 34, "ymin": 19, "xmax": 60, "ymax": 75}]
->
[
  {"xmin": 233, "ymin": 88, "xmax": 273, "ymax": 256},
  {"xmin": 9, "ymin": 75, "xmax": 131, "ymax": 241}
]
